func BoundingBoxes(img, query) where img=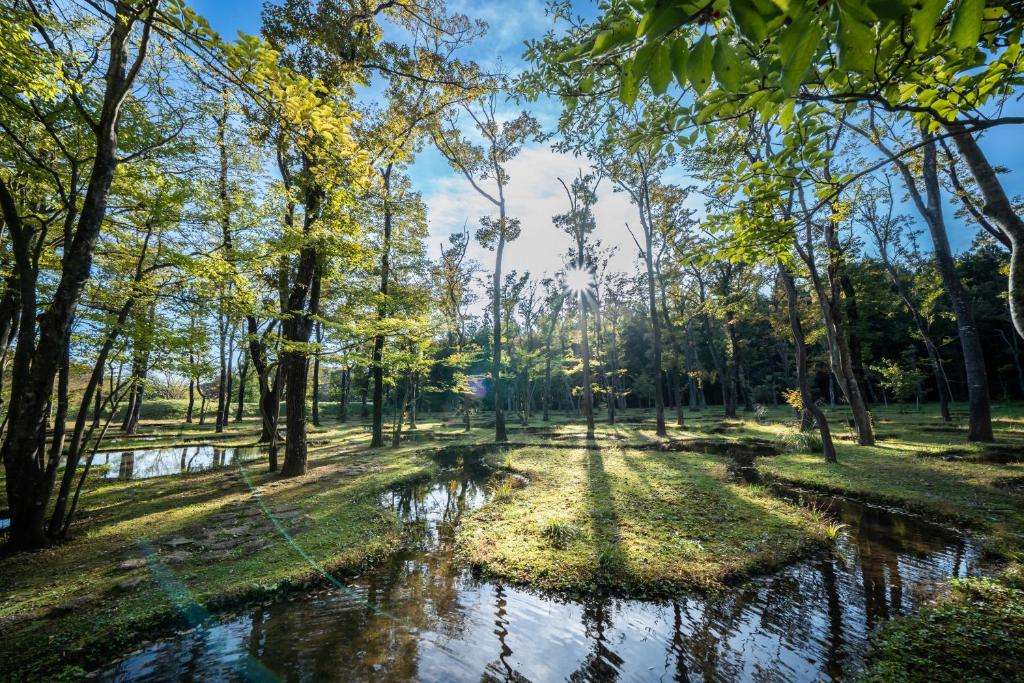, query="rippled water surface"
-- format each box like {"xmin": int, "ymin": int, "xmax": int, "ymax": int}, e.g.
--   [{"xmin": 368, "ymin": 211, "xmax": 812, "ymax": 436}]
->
[{"xmin": 97, "ymin": 454, "xmax": 985, "ymax": 682}]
